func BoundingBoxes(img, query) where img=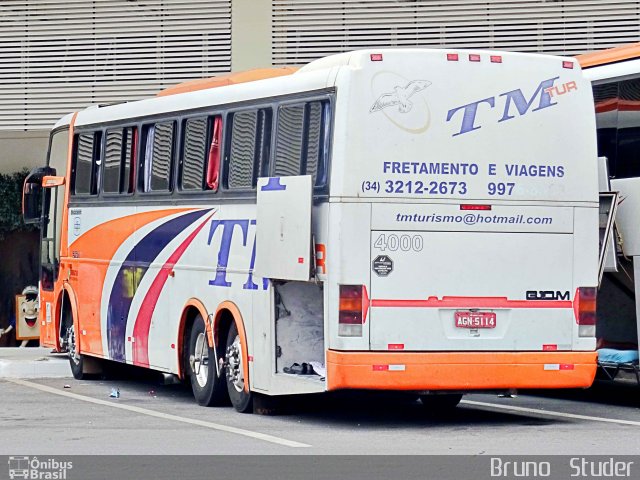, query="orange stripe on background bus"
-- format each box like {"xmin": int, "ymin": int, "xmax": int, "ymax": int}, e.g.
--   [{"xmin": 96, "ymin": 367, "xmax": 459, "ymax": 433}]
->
[
  {"xmin": 577, "ymin": 42, "xmax": 640, "ymax": 68},
  {"xmin": 595, "ymin": 98, "xmax": 640, "ymax": 114}
]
